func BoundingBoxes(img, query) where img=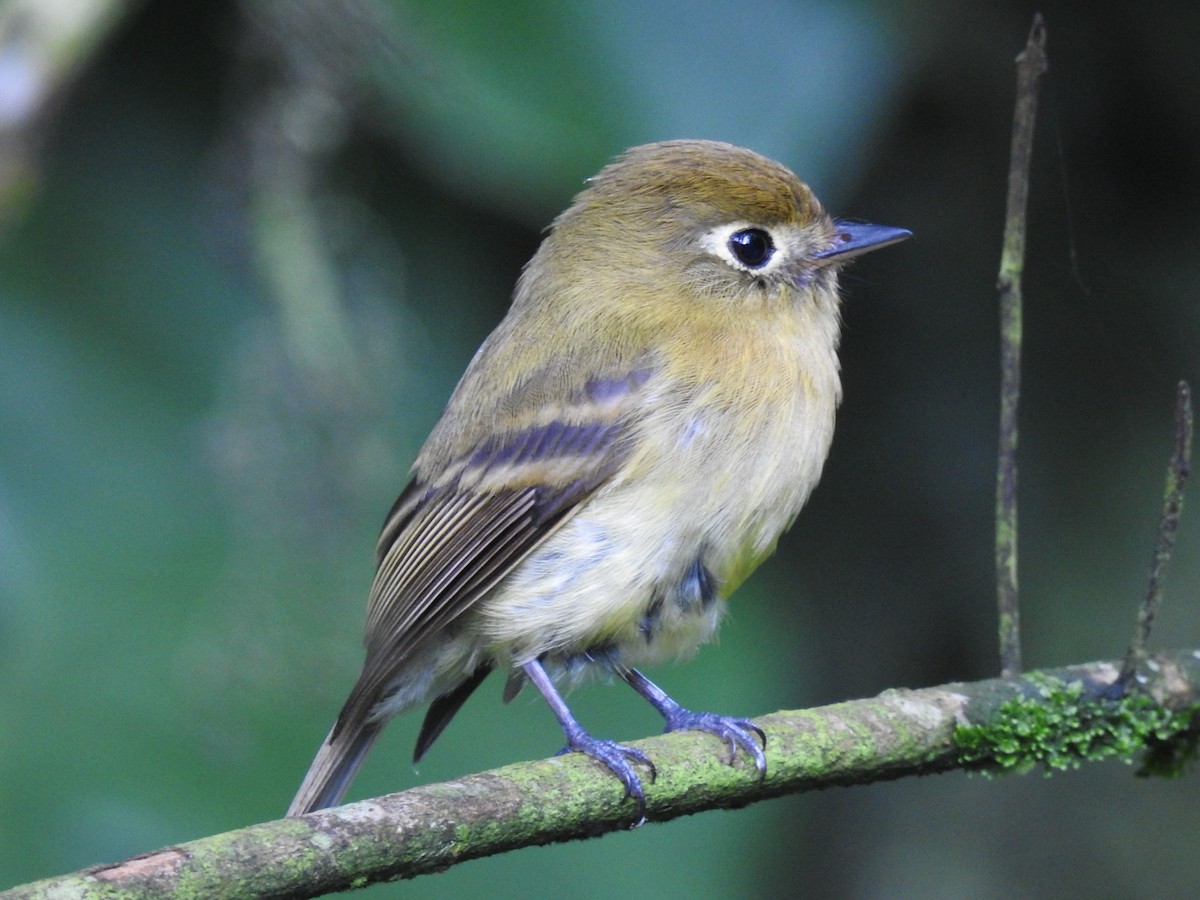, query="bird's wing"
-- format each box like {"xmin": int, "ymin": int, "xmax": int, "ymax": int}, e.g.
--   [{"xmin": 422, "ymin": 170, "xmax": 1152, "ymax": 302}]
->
[{"xmin": 330, "ymin": 364, "xmax": 656, "ymax": 740}]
